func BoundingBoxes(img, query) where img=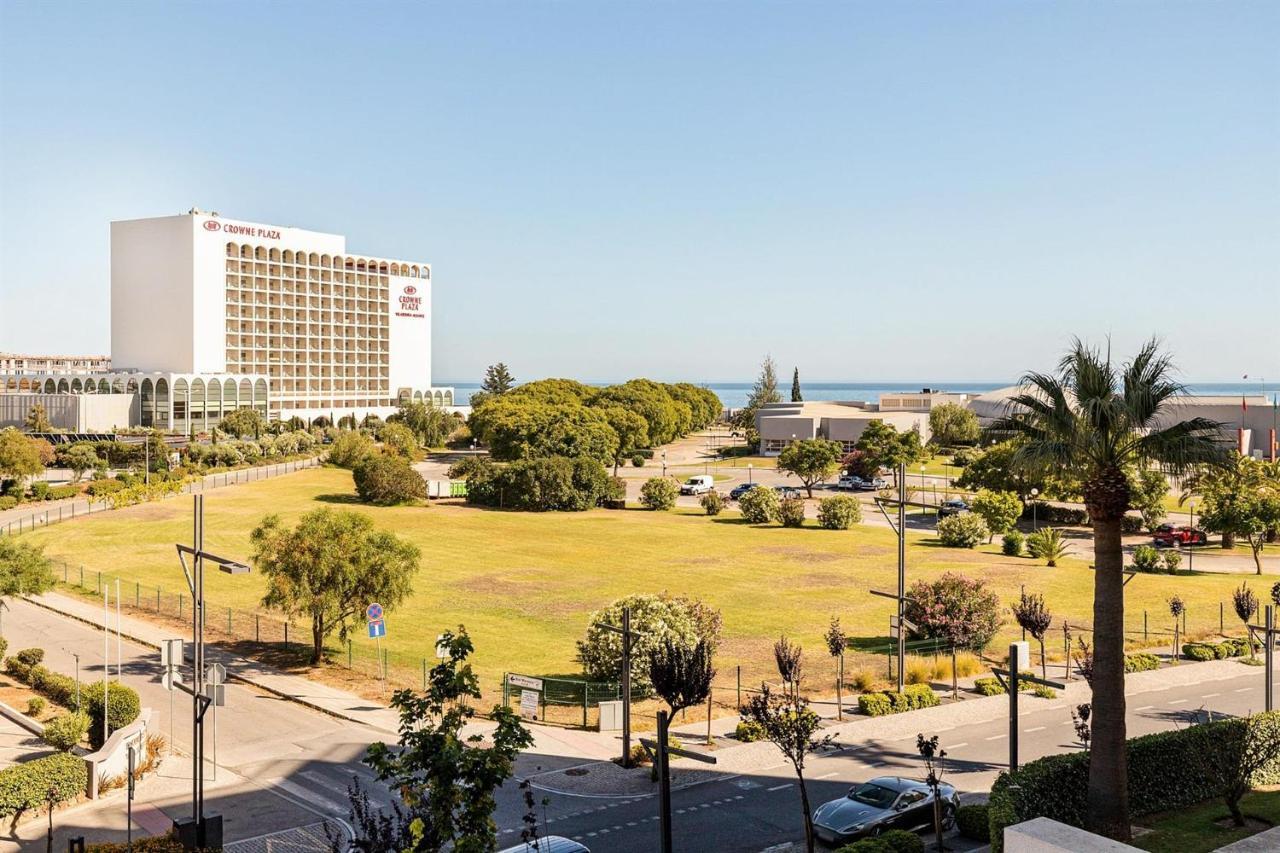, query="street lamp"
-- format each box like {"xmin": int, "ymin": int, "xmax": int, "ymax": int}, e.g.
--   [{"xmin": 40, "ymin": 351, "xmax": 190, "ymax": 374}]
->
[
  {"xmin": 1030, "ymin": 488, "xmax": 1039, "ymax": 531},
  {"xmin": 173, "ymin": 494, "xmax": 250, "ymax": 850},
  {"xmin": 748, "ymin": 463, "xmax": 753, "ymax": 484},
  {"xmin": 920, "ymin": 464, "xmax": 927, "ymax": 513},
  {"xmin": 1188, "ymin": 501, "xmax": 1196, "ymax": 574}
]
